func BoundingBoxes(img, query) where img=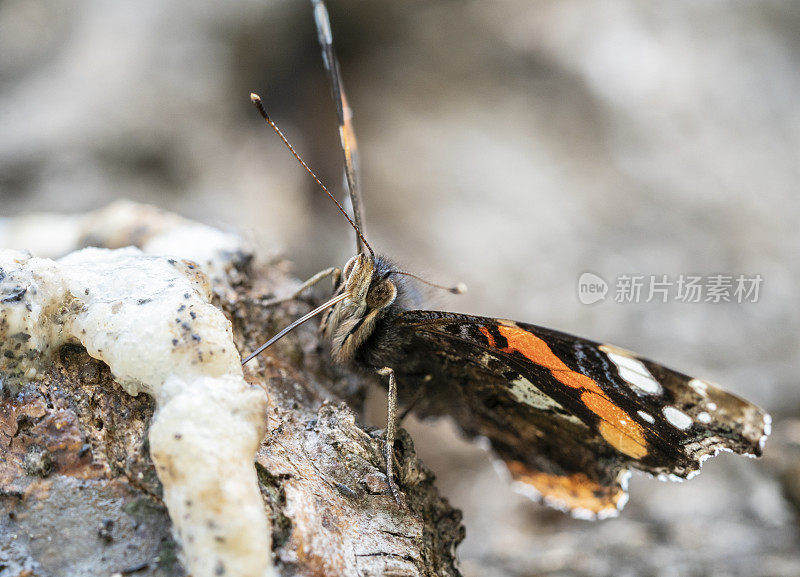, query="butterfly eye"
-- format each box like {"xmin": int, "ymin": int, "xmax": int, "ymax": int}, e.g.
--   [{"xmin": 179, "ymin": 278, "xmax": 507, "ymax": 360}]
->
[{"xmin": 366, "ymin": 280, "xmax": 397, "ymax": 309}]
